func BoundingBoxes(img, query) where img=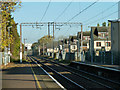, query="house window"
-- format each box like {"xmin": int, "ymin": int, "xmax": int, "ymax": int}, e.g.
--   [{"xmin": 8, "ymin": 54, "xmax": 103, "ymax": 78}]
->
[
  {"xmin": 96, "ymin": 42, "xmax": 101, "ymax": 47},
  {"xmin": 106, "ymin": 42, "xmax": 111, "ymax": 47}
]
